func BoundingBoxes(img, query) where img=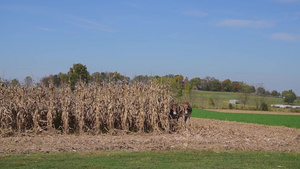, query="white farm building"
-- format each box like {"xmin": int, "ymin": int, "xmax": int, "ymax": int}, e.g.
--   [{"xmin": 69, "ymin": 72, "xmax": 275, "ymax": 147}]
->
[
  {"xmin": 229, "ymin": 100, "xmax": 240, "ymax": 104},
  {"xmin": 271, "ymin": 104, "xmax": 300, "ymax": 109}
]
